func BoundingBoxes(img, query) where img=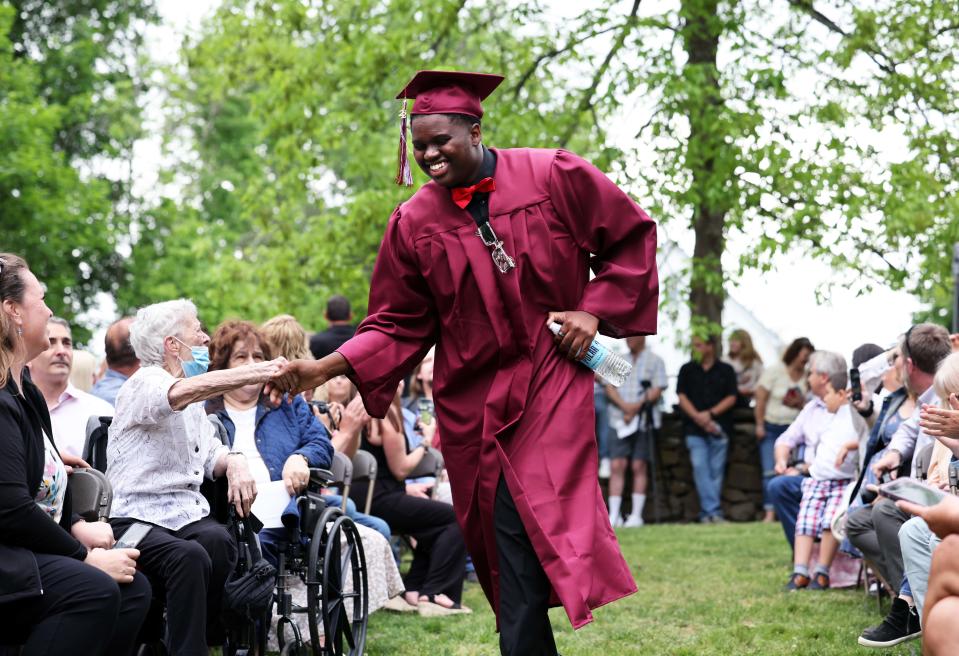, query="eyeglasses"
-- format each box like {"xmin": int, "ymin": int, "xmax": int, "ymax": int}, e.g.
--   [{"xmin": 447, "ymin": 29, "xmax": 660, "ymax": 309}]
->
[{"xmin": 903, "ymin": 325, "xmax": 915, "ymax": 361}]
